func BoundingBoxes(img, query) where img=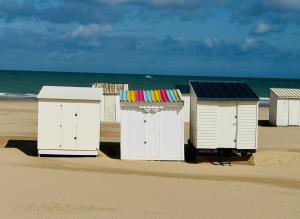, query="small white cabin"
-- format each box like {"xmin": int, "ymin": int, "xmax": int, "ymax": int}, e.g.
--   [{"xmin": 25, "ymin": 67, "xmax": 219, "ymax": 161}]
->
[
  {"xmin": 190, "ymin": 82, "xmax": 259, "ymax": 153},
  {"xmin": 269, "ymin": 88, "xmax": 300, "ymax": 126},
  {"xmin": 120, "ymin": 89, "xmax": 184, "ymax": 161},
  {"xmin": 37, "ymin": 86, "xmax": 102, "ymax": 156}
]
